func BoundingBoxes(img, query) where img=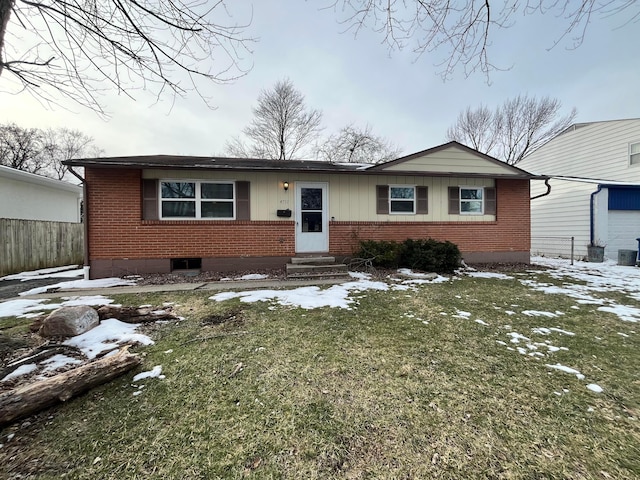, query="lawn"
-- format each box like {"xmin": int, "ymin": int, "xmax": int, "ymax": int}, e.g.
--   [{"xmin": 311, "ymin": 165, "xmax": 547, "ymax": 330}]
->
[{"xmin": 1, "ymin": 260, "xmax": 639, "ymax": 479}]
